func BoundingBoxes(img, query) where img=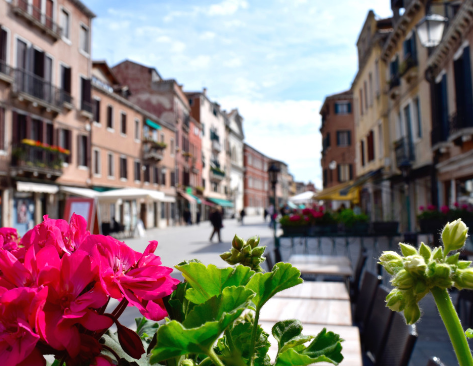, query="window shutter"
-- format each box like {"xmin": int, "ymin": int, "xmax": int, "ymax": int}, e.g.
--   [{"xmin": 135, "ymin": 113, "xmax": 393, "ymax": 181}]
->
[
  {"xmin": 12, "ymin": 111, "xmax": 18, "ymax": 144},
  {"xmin": 411, "ymin": 36, "xmax": 417, "ymax": 62},
  {"xmin": 33, "ymin": 49, "xmax": 45, "ymax": 77},
  {"xmin": 66, "ymin": 129, "xmax": 71, "ymax": 163},
  {"xmin": 327, "ymin": 133, "xmax": 330, "ymax": 147},
  {"xmin": 77, "ymin": 134, "xmax": 81, "ymax": 166},
  {"xmin": 463, "ymin": 46, "xmax": 473, "ymax": 123},
  {"xmin": 348, "ymin": 102, "xmax": 352, "ymax": 114},
  {"xmin": 361, "ymin": 140, "xmax": 365, "ymax": 166},
  {"xmin": 337, "ymin": 165, "xmax": 341, "ymax": 183},
  {"xmin": 26, "ymin": 115, "xmax": 32, "ymax": 139},
  {"xmin": 86, "ymin": 135, "xmax": 91, "ymax": 167},
  {"xmin": 82, "ymin": 78, "xmax": 92, "ymax": 103},
  {"xmin": 0, "ymin": 28, "xmax": 7, "ymax": 63},
  {"xmin": 349, "ymin": 164, "xmax": 353, "ymax": 180},
  {"xmin": 0, "ymin": 107, "xmax": 4, "ymax": 151},
  {"xmin": 336, "ymin": 131, "xmax": 340, "ymax": 146},
  {"xmin": 64, "ymin": 67, "xmax": 71, "ymax": 94},
  {"xmin": 347, "ymin": 131, "xmax": 351, "ymax": 146},
  {"xmin": 335, "ymin": 103, "xmax": 339, "ymax": 114}
]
